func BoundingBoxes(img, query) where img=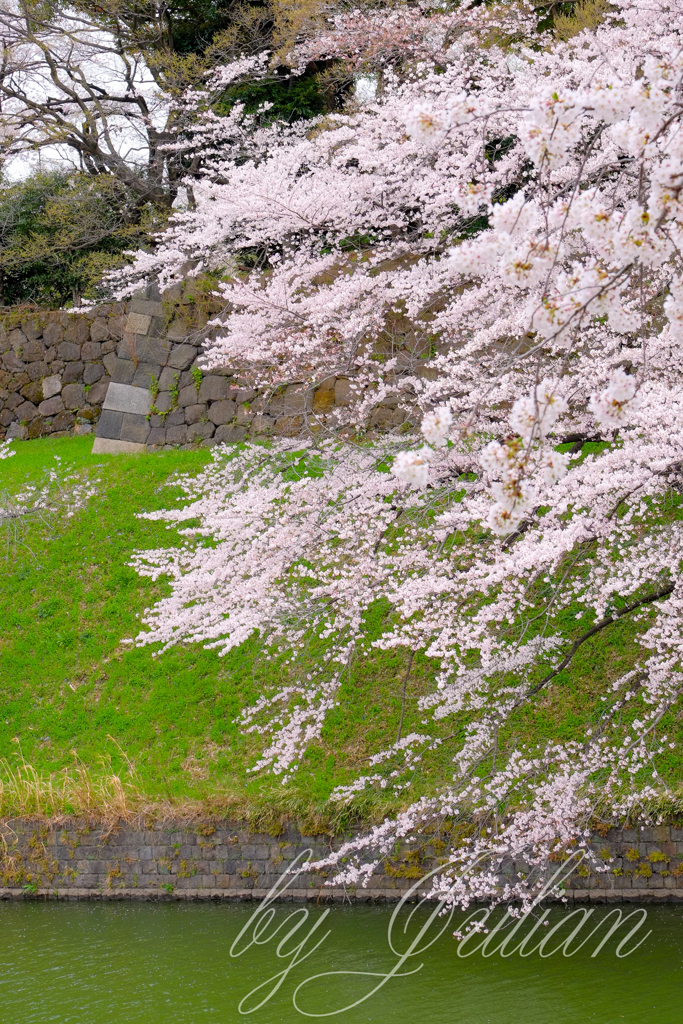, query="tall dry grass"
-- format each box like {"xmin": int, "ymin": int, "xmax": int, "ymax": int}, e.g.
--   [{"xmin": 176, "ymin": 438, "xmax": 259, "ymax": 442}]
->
[{"xmin": 0, "ymin": 756, "xmax": 142, "ymax": 822}]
